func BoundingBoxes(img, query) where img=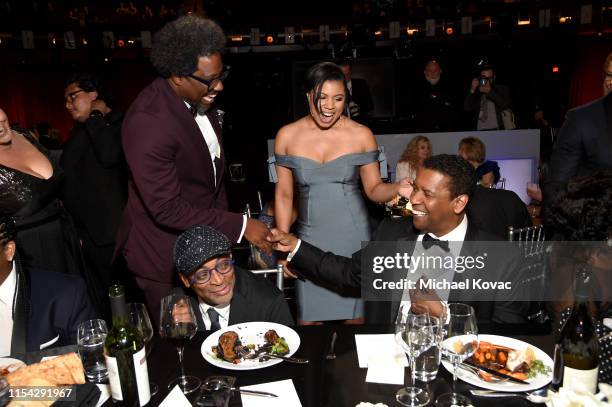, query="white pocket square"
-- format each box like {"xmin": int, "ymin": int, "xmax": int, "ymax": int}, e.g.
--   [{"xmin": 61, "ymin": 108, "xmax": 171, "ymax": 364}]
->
[{"xmin": 39, "ymin": 334, "xmax": 60, "ymax": 350}]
